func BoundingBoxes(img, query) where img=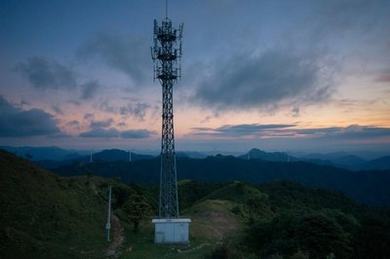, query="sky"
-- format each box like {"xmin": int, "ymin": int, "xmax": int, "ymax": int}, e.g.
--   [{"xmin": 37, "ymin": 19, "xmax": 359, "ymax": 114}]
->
[{"xmin": 0, "ymin": 0, "xmax": 389, "ymax": 154}]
